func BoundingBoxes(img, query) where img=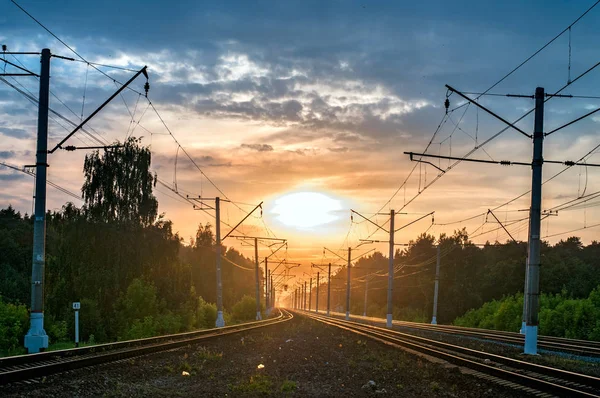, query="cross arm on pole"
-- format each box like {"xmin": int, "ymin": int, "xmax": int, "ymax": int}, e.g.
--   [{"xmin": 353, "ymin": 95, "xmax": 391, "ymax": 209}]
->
[
  {"xmin": 545, "ymin": 106, "xmax": 600, "ymax": 136},
  {"xmin": 351, "ymin": 247, "xmax": 376, "ymax": 261},
  {"xmin": 222, "ymin": 201, "xmax": 263, "ymax": 241},
  {"xmin": 358, "ymin": 239, "xmax": 410, "ymax": 246},
  {"xmin": 49, "ymin": 66, "xmax": 148, "ymax": 154},
  {"xmin": 0, "ymin": 58, "xmax": 39, "ymax": 76},
  {"xmin": 487, "ymin": 209, "xmax": 519, "ymax": 244},
  {"xmin": 259, "ymin": 241, "xmax": 287, "ymax": 265},
  {"xmin": 446, "ymin": 84, "xmax": 532, "ymax": 139},
  {"xmin": 323, "ymin": 247, "xmax": 346, "ymax": 262},
  {"xmin": 228, "ymin": 234, "xmax": 286, "ymax": 242},
  {"xmin": 404, "ymin": 152, "xmax": 531, "ymax": 167},
  {"xmin": 351, "ymin": 209, "xmax": 389, "ymax": 234},
  {"xmin": 394, "ymin": 211, "xmax": 435, "ymax": 233}
]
